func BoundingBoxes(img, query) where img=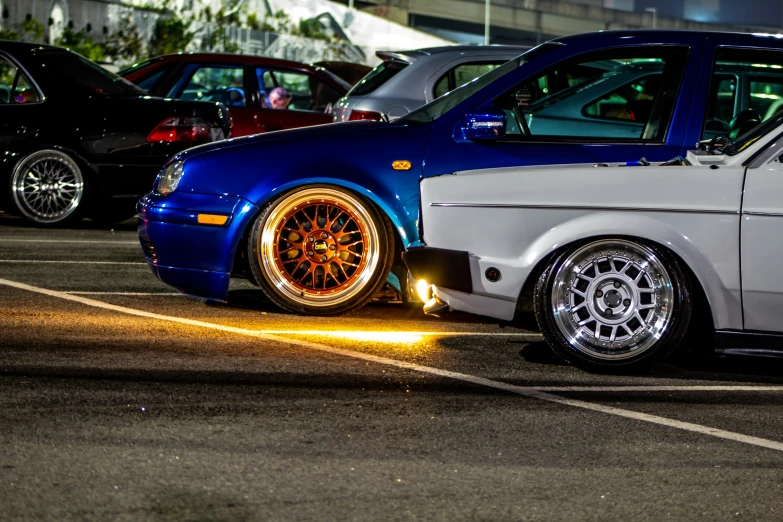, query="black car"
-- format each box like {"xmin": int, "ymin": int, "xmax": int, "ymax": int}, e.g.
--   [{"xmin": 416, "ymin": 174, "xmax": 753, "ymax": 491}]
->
[{"xmin": 0, "ymin": 41, "xmax": 231, "ymax": 225}]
